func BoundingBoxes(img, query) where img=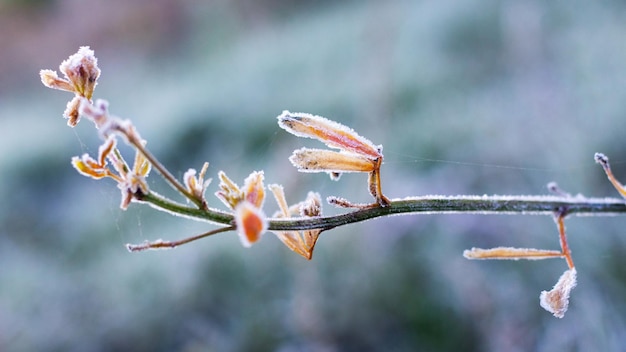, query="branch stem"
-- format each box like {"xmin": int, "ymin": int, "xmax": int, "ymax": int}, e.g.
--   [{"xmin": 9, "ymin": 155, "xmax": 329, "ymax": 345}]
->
[{"xmin": 139, "ymin": 192, "xmax": 626, "ymax": 231}]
